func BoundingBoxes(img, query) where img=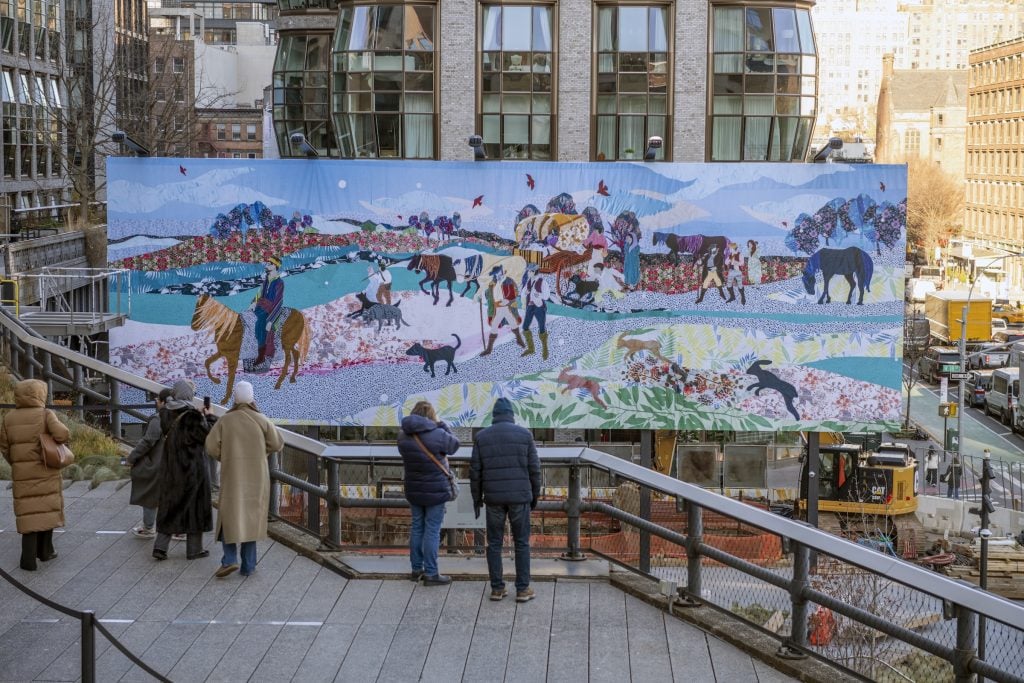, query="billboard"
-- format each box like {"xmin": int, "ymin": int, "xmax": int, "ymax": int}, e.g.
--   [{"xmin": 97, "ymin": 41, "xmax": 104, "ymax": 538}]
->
[{"xmin": 107, "ymin": 158, "xmax": 906, "ymax": 431}]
